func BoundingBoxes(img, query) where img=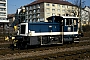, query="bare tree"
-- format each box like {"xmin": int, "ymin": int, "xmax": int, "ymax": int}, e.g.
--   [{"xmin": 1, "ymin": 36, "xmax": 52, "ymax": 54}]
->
[
  {"xmin": 73, "ymin": 0, "xmax": 85, "ymax": 32},
  {"xmin": 73, "ymin": 0, "xmax": 85, "ymax": 8}
]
